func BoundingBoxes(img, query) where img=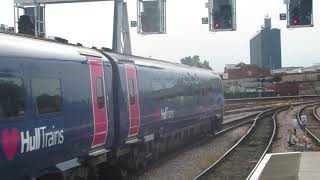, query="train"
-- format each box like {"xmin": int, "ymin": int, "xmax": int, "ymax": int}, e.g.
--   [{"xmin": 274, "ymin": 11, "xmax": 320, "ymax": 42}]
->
[{"xmin": 0, "ymin": 32, "xmax": 224, "ymax": 180}]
